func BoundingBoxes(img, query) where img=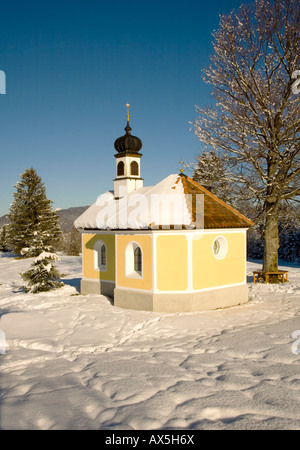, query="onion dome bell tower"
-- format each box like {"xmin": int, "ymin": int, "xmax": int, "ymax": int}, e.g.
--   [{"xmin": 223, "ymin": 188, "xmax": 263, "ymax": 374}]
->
[{"xmin": 114, "ymin": 104, "xmax": 144, "ymax": 198}]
